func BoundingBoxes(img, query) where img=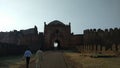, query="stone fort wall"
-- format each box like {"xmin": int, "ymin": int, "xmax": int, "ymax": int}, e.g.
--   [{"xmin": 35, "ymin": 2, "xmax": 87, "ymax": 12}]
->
[
  {"xmin": 0, "ymin": 26, "xmax": 41, "ymax": 56},
  {"xmin": 0, "ymin": 22, "xmax": 119, "ymax": 56},
  {"xmin": 82, "ymin": 28, "xmax": 120, "ymax": 54}
]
